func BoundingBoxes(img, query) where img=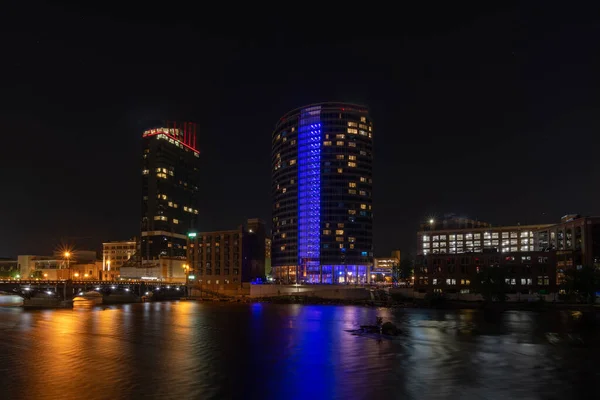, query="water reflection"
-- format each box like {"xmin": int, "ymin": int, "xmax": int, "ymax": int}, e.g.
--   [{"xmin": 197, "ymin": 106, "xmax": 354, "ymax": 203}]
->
[{"xmin": 0, "ymin": 303, "xmax": 599, "ymax": 399}]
